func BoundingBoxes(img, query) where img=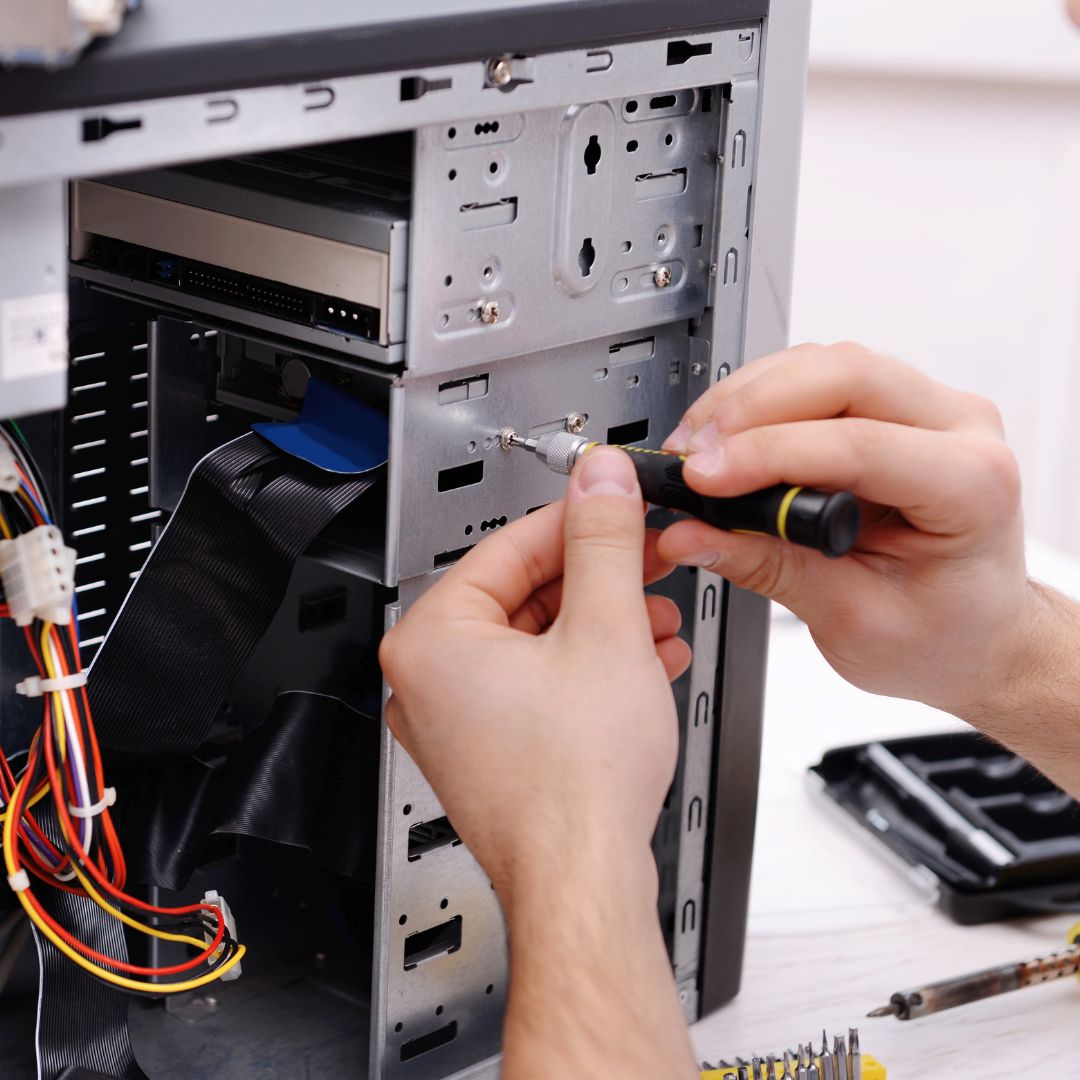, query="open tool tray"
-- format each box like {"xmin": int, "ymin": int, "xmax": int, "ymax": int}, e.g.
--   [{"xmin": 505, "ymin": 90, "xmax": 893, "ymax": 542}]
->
[{"xmin": 811, "ymin": 732, "xmax": 1080, "ymax": 924}]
